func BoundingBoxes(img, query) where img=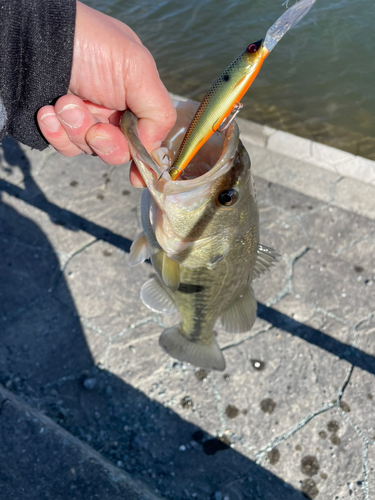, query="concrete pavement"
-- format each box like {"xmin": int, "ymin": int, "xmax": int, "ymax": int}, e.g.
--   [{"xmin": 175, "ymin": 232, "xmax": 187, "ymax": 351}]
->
[{"xmin": 0, "ymin": 108, "xmax": 374, "ymax": 499}]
